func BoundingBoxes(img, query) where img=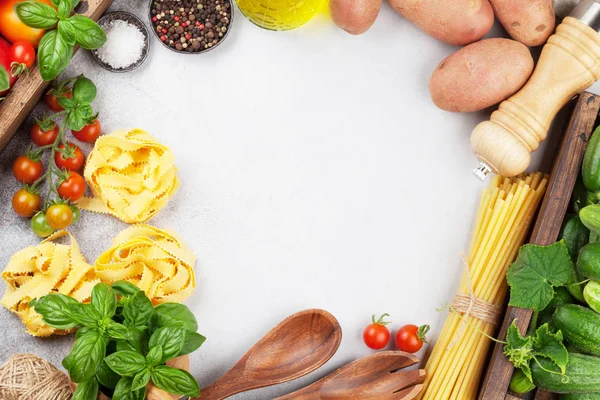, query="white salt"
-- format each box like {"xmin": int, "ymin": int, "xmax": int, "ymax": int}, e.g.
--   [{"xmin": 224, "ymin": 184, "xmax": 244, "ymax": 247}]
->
[{"xmin": 97, "ymin": 20, "xmax": 145, "ymax": 69}]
